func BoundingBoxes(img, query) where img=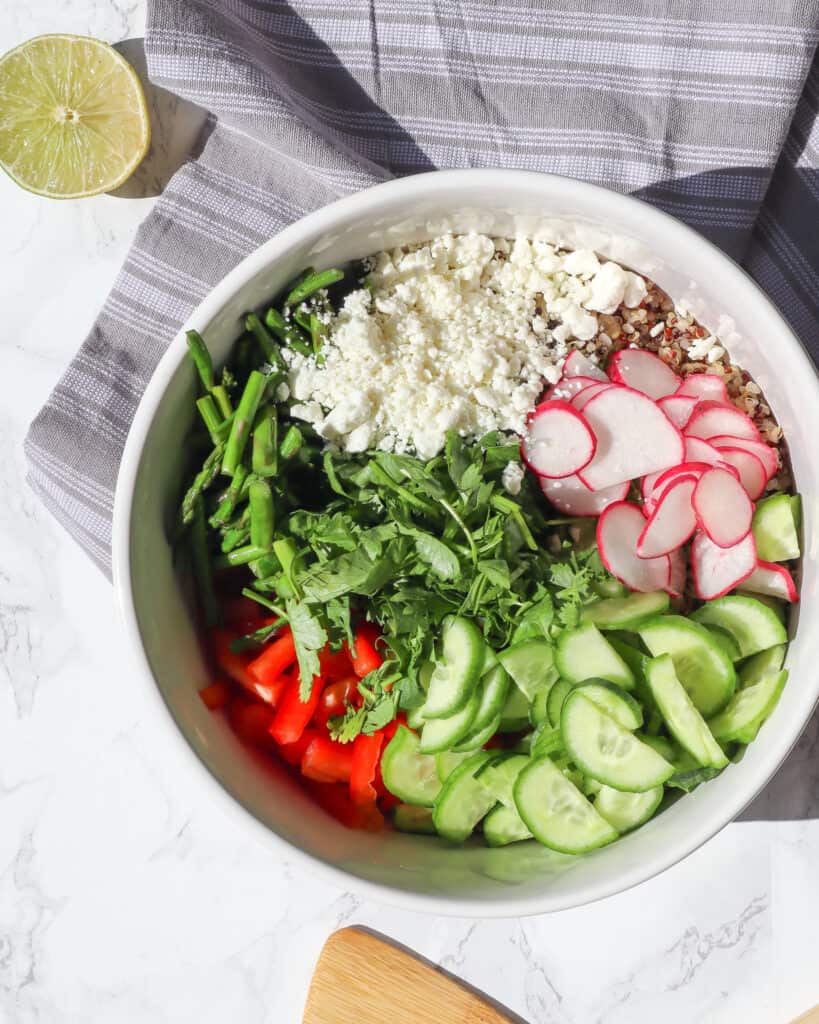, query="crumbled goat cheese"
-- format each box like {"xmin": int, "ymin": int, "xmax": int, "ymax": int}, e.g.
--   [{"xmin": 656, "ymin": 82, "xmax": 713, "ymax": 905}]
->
[
  {"xmin": 502, "ymin": 461, "xmax": 525, "ymax": 495},
  {"xmin": 287, "ymin": 234, "xmax": 647, "ymax": 457}
]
